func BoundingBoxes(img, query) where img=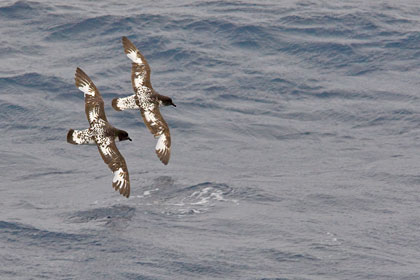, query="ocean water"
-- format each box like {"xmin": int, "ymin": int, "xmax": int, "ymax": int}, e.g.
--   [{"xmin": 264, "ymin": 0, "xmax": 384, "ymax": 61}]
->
[{"xmin": 1, "ymin": 0, "xmax": 420, "ymax": 279}]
